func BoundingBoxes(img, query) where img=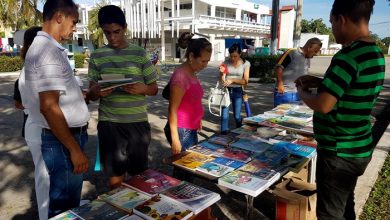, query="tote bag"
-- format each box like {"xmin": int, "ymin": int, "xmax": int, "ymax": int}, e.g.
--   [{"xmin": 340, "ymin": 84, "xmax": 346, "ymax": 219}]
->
[{"xmin": 208, "ymin": 81, "xmax": 230, "ymax": 116}]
